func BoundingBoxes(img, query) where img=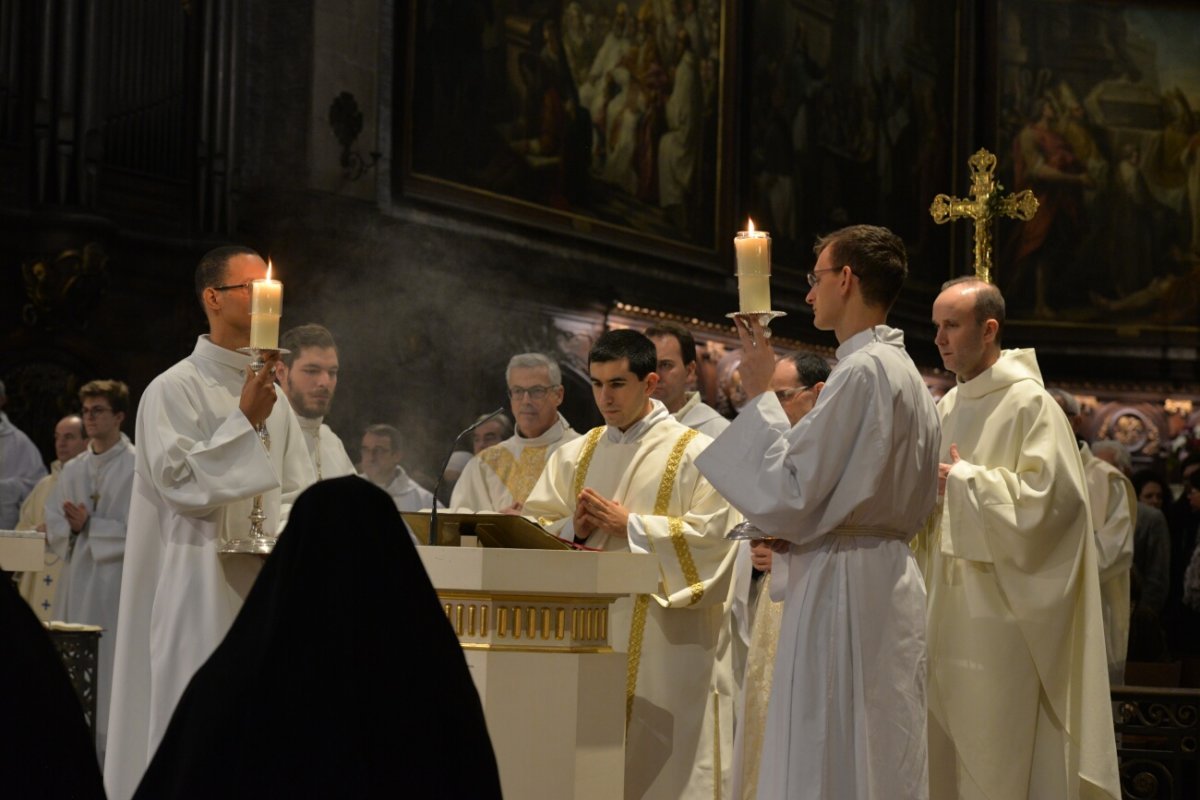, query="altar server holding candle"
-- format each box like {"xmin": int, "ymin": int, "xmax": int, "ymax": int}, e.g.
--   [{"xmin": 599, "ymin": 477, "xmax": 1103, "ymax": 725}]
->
[
  {"xmin": 697, "ymin": 225, "xmax": 939, "ymax": 800},
  {"xmin": 104, "ymin": 246, "xmax": 315, "ymax": 800}
]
